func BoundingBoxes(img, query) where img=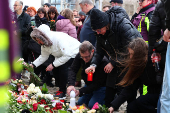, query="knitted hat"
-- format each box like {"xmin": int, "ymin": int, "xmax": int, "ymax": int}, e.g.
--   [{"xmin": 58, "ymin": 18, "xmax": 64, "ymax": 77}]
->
[
  {"xmin": 27, "ymin": 7, "xmax": 37, "ymax": 14},
  {"xmin": 43, "ymin": 3, "xmax": 51, "ymax": 7},
  {"xmin": 79, "ymin": 11, "xmax": 86, "ymax": 16},
  {"xmin": 23, "ymin": 5, "xmax": 29, "ymax": 12},
  {"xmin": 110, "ymin": 0, "xmax": 123, "ymax": 4},
  {"xmin": 90, "ymin": 9, "xmax": 109, "ymax": 30}
]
